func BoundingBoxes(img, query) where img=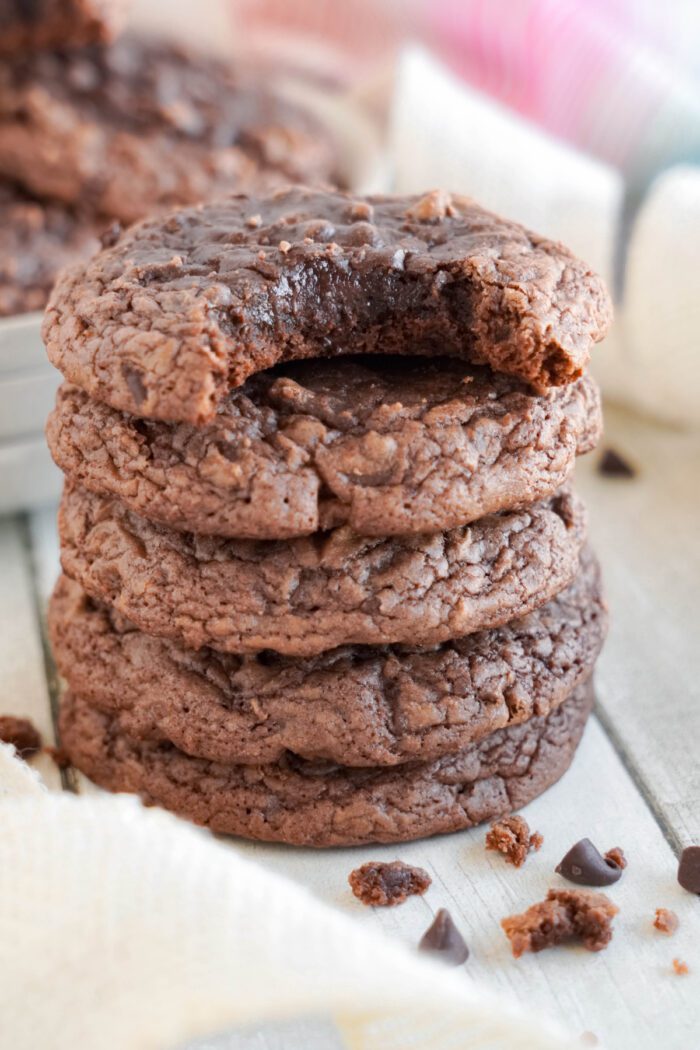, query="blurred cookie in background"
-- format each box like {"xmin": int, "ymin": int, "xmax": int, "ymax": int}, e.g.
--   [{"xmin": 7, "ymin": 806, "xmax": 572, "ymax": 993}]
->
[
  {"xmin": 0, "ymin": 0, "xmax": 131, "ymax": 55},
  {"xmin": 0, "ymin": 35, "xmax": 341, "ymax": 224},
  {"xmin": 0, "ymin": 183, "xmax": 101, "ymax": 317}
]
